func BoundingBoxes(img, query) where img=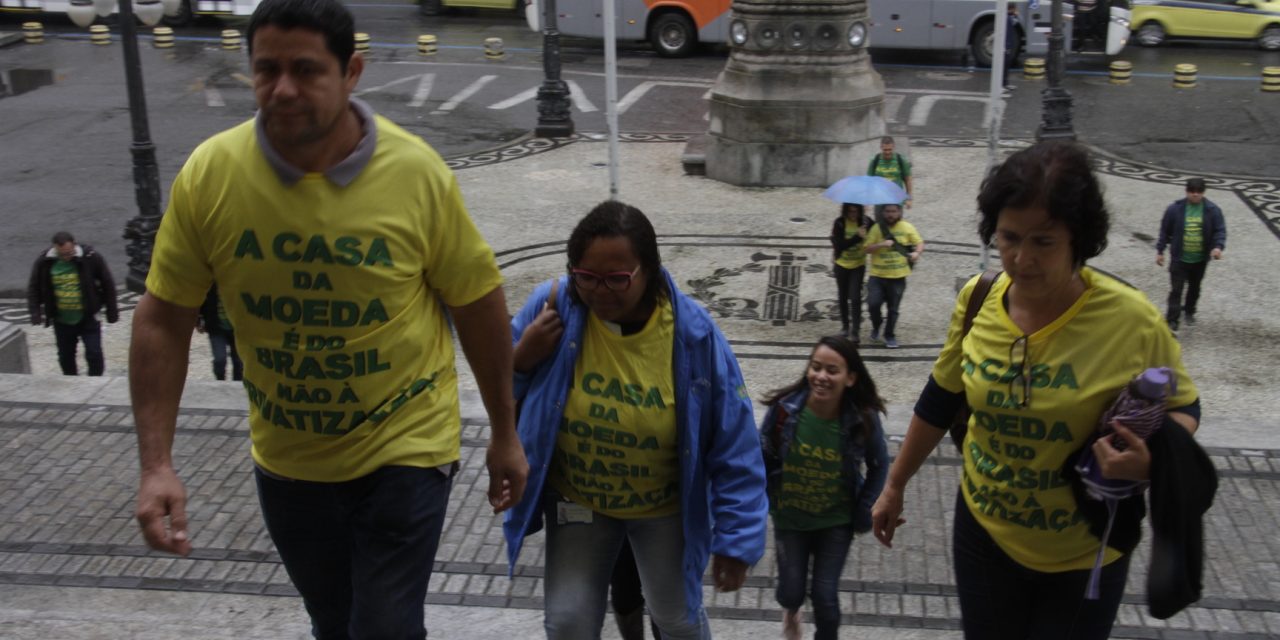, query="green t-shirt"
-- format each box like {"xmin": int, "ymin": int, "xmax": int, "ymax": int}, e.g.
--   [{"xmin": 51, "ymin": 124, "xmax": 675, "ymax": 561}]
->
[
  {"xmin": 50, "ymin": 260, "xmax": 84, "ymax": 325},
  {"xmin": 771, "ymin": 407, "xmax": 852, "ymax": 531},
  {"xmin": 1181, "ymin": 203, "xmax": 1205, "ymax": 263},
  {"xmin": 868, "ymin": 153, "xmax": 911, "ymax": 188}
]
